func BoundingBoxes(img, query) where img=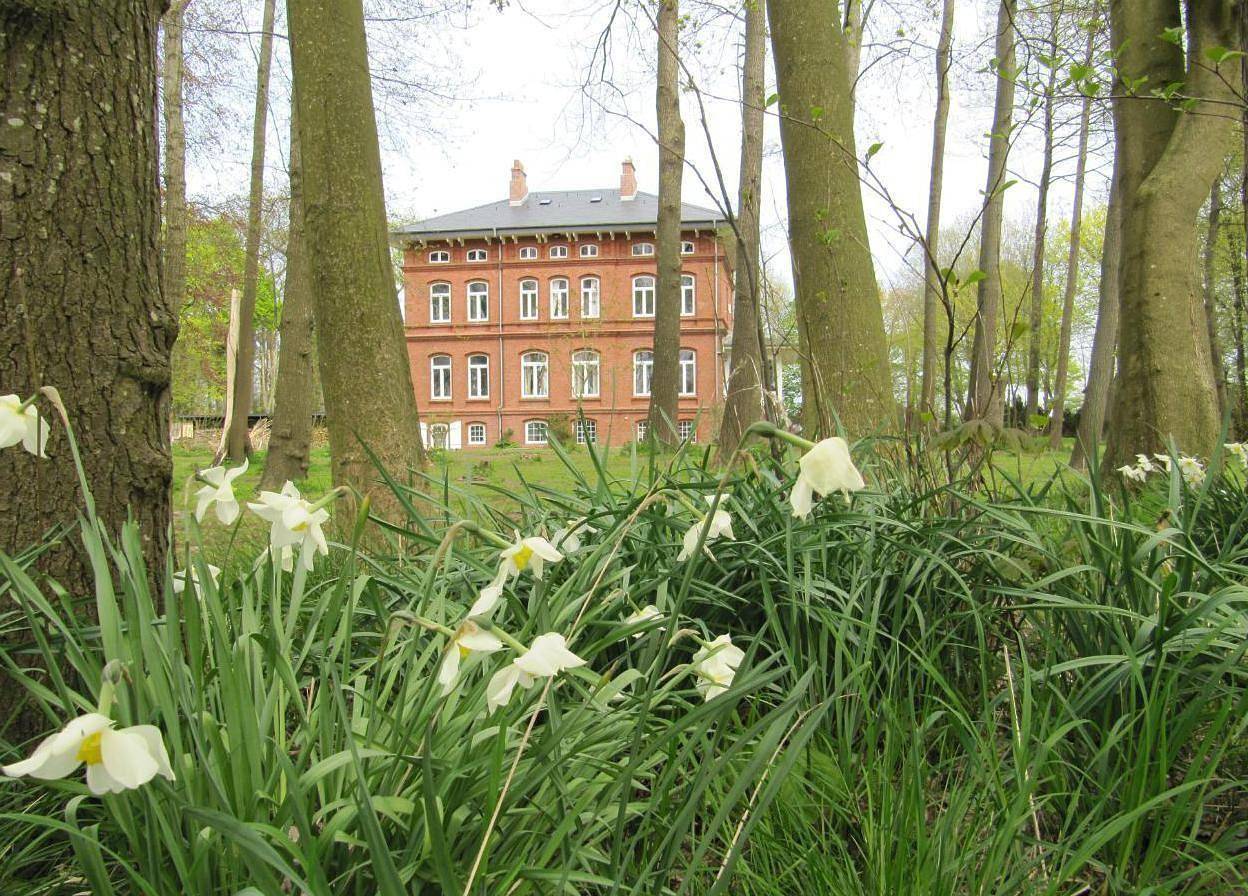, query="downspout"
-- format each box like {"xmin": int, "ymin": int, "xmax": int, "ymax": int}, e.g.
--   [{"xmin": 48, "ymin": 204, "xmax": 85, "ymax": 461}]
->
[{"xmin": 495, "ymin": 226, "xmax": 504, "ymax": 441}]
